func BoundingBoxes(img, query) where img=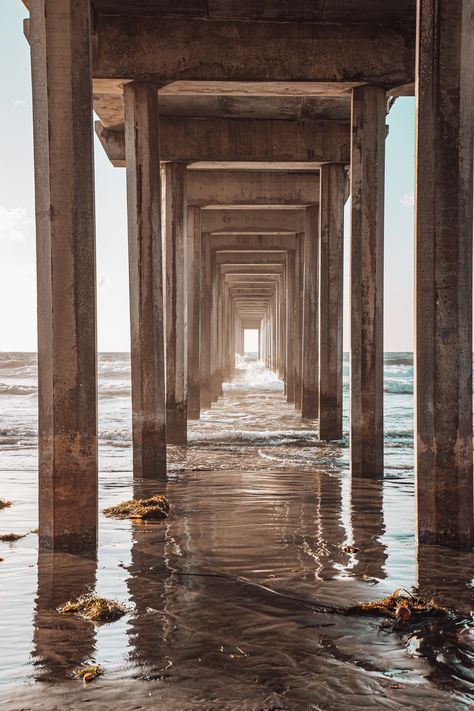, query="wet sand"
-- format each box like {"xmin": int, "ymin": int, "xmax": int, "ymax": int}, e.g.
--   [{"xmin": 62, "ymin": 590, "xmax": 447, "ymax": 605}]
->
[{"xmin": 1, "ymin": 362, "xmax": 474, "ymax": 709}]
